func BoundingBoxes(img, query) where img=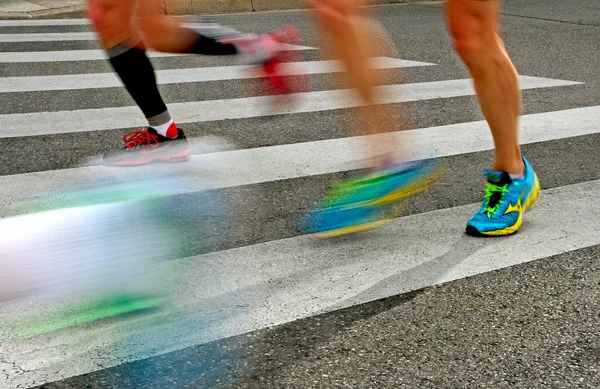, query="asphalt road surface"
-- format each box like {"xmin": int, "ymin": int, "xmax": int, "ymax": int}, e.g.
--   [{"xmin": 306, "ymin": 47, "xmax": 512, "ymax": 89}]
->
[{"xmin": 1, "ymin": 0, "xmax": 599, "ymax": 388}]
